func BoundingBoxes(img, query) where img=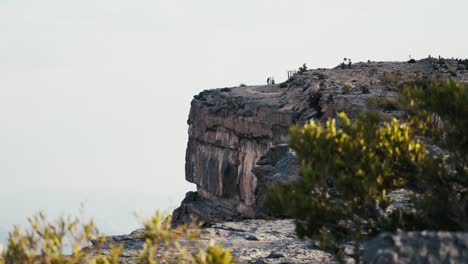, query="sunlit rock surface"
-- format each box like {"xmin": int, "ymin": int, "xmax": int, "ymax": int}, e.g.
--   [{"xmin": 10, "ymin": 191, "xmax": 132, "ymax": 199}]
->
[{"xmin": 86, "ymin": 219, "xmax": 338, "ymax": 264}]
